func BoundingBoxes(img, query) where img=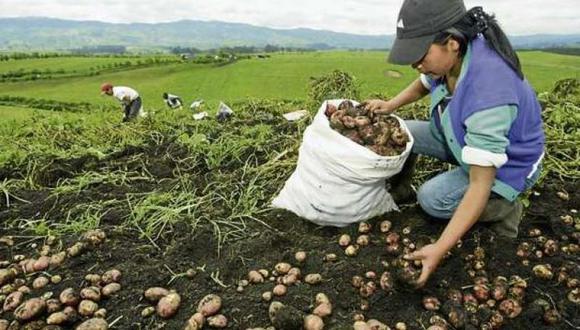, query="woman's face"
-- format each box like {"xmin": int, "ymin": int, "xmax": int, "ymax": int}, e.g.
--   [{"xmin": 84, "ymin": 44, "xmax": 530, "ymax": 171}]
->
[{"xmin": 412, "ymin": 38, "xmax": 461, "ymax": 79}]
